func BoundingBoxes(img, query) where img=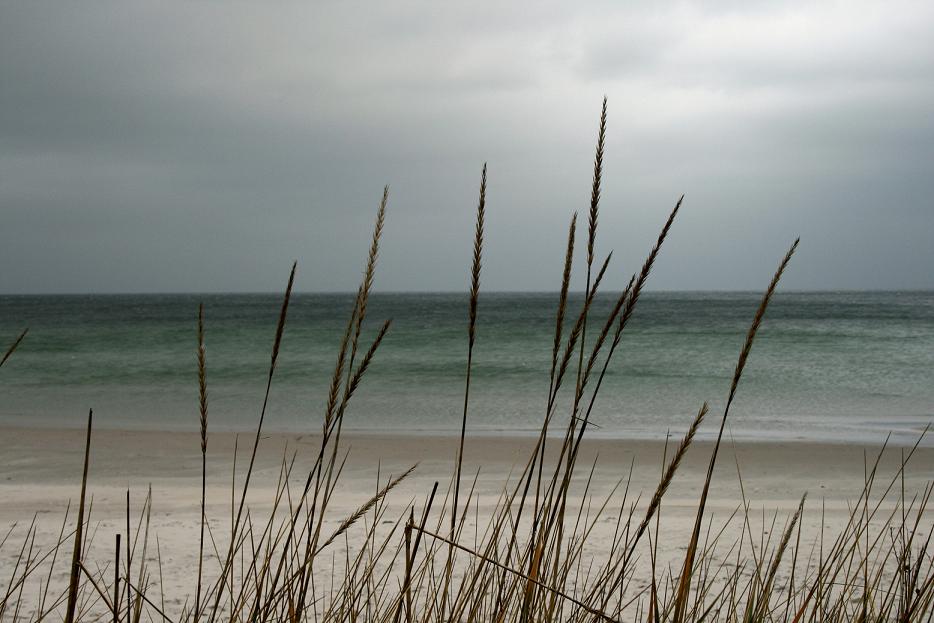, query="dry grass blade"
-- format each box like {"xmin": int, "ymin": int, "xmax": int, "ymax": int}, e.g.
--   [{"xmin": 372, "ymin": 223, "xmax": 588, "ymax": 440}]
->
[
  {"xmin": 555, "ymin": 195, "xmax": 686, "ymax": 541},
  {"xmin": 113, "ymin": 534, "xmax": 120, "ymax": 623},
  {"xmin": 727, "ymin": 239, "xmax": 800, "ymax": 407},
  {"xmin": 125, "ymin": 490, "xmax": 132, "ymax": 623},
  {"xmin": 197, "ymin": 305, "xmax": 208, "ymax": 454},
  {"xmin": 581, "ymin": 192, "xmax": 686, "ymax": 397},
  {"xmin": 447, "ymin": 162, "xmax": 487, "ymax": 618},
  {"xmin": 349, "ymin": 186, "xmax": 389, "ymax": 373},
  {"xmin": 209, "ymin": 261, "xmax": 297, "ymax": 621},
  {"xmin": 751, "ymin": 493, "xmax": 807, "ymax": 621},
  {"xmin": 587, "ymin": 96, "xmax": 607, "ymax": 268},
  {"xmin": 293, "ymin": 195, "xmax": 392, "ymax": 620},
  {"xmin": 77, "ymin": 561, "xmax": 114, "ymax": 613},
  {"xmin": 454, "ymin": 164, "xmax": 487, "ymax": 511},
  {"xmin": 574, "ymin": 95, "xmax": 608, "ymax": 459},
  {"xmin": 346, "ymin": 320, "xmax": 391, "ymax": 397},
  {"xmin": 124, "ymin": 579, "xmax": 176, "ymax": 623},
  {"xmin": 551, "ymin": 213, "xmax": 577, "ymax": 388},
  {"xmin": 672, "ymin": 238, "xmax": 799, "ymax": 623},
  {"xmin": 468, "ymin": 164, "xmax": 486, "ymax": 349},
  {"xmin": 63, "ymin": 409, "xmax": 93, "ymax": 623},
  {"xmin": 628, "ymin": 403, "xmax": 709, "ymax": 560},
  {"xmin": 269, "ymin": 262, "xmax": 297, "ymax": 378},
  {"xmin": 616, "ymin": 195, "xmax": 684, "ymax": 333},
  {"xmin": 522, "ymin": 250, "xmax": 614, "ymax": 552},
  {"xmin": 324, "ymin": 186, "xmax": 387, "ymax": 433},
  {"xmin": 413, "ymin": 526, "xmax": 619, "ymax": 623},
  {"xmin": 315, "ymin": 464, "xmax": 417, "ymax": 555},
  {"xmin": 195, "ymin": 303, "xmax": 208, "ymax": 623},
  {"xmin": 261, "ymin": 196, "xmax": 394, "ymax": 623},
  {"xmin": 532, "ymin": 211, "xmax": 579, "ymax": 554},
  {"xmin": 0, "ymin": 328, "xmax": 28, "ymax": 368},
  {"xmin": 559, "ymin": 195, "xmax": 685, "ymax": 483},
  {"xmin": 551, "ymin": 251, "xmax": 612, "ymax": 401},
  {"xmin": 394, "ymin": 482, "xmax": 439, "ymax": 623},
  {"xmin": 324, "ymin": 308, "xmax": 356, "ymax": 432}
]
